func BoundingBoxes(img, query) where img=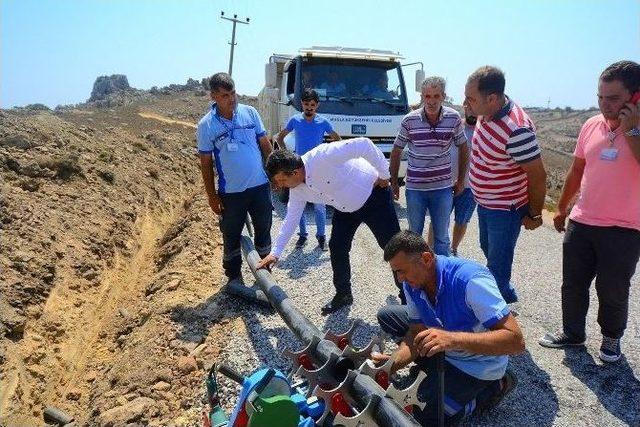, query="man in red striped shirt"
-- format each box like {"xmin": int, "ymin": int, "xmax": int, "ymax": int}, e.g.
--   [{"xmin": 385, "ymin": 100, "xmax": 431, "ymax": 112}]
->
[{"xmin": 464, "ymin": 66, "xmax": 547, "ymax": 303}]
